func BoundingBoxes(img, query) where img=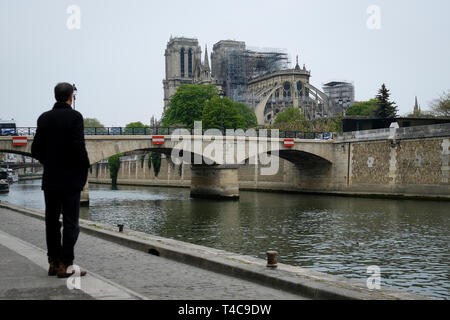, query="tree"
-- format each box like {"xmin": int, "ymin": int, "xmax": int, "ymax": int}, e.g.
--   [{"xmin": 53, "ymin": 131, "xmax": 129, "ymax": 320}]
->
[
  {"xmin": 84, "ymin": 118, "xmax": 107, "ymax": 134},
  {"xmin": 108, "ymin": 153, "xmax": 123, "ymax": 187},
  {"xmin": 271, "ymin": 107, "xmax": 313, "ymax": 132},
  {"xmin": 124, "ymin": 121, "xmax": 149, "ymax": 135},
  {"xmin": 405, "ymin": 108, "xmax": 434, "ymax": 118},
  {"xmin": 274, "ymin": 107, "xmax": 307, "ymax": 124},
  {"xmin": 233, "ymin": 102, "xmax": 257, "ymax": 129},
  {"xmin": 346, "ymin": 100, "xmax": 378, "ymax": 117},
  {"xmin": 162, "ymin": 84, "xmax": 218, "ymax": 128},
  {"xmin": 149, "ymin": 152, "xmax": 161, "ymax": 177},
  {"xmin": 375, "ymin": 84, "xmax": 398, "ymax": 119},
  {"xmin": 201, "ymin": 96, "xmax": 246, "ymax": 130},
  {"xmin": 270, "ymin": 107, "xmax": 342, "ymax": 133},
  {"xmin": 430, "ymin": 90, "xmax": 450, "ymax": 117},
  {"xmin": 313, "ymin": 116, "xmax": 343, "ymax": 133},
  {"xmin": 125, "ymin": 121, "xmax": 147, "ymax": 128},
  {"xmin": 84, "ymin": 118, "xmax": 105, "ymax": 128}
]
